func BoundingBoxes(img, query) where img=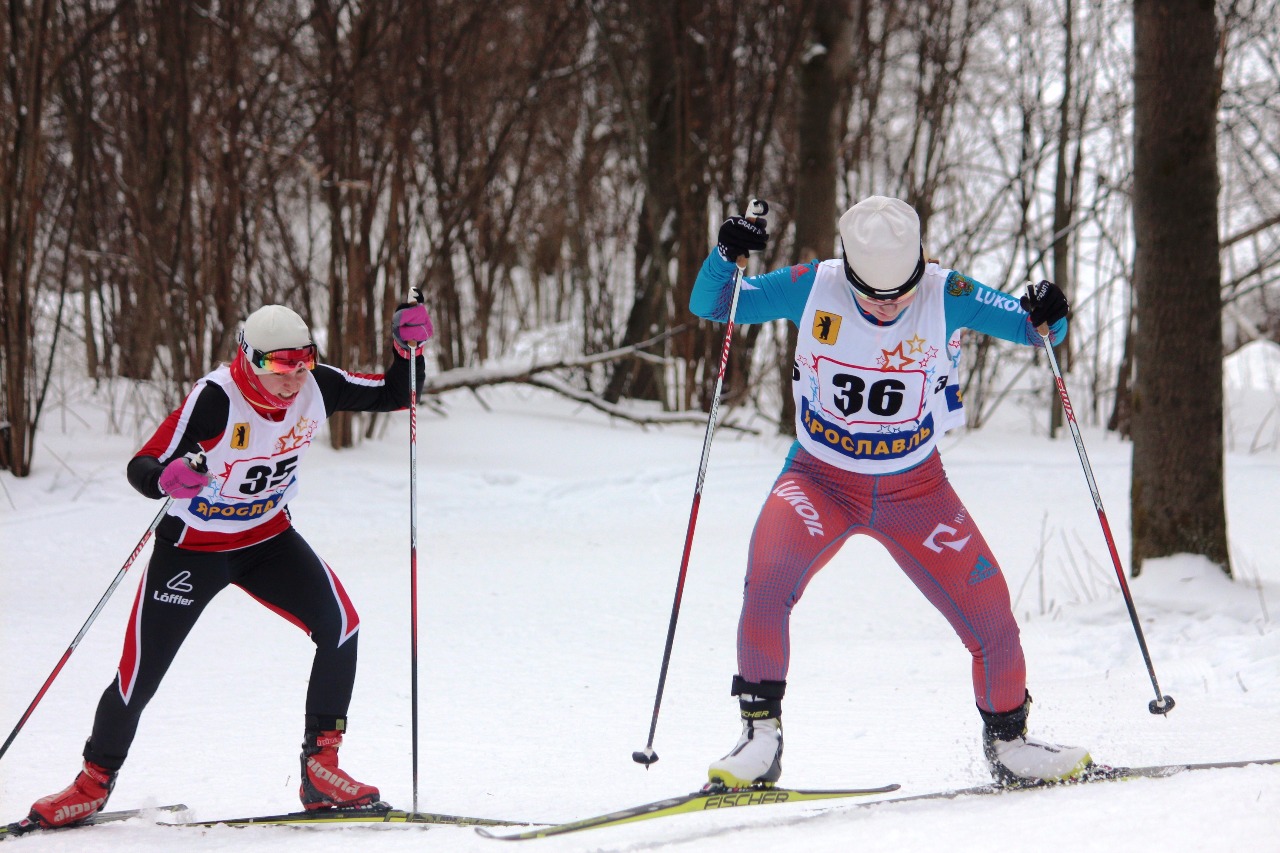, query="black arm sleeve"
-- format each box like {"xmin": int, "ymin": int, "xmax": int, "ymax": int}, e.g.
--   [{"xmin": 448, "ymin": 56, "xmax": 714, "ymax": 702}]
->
[
  {"xmin": 126, "ymin": 457, "xmax": 167, "ymax": 500},
  {"xmin": 127, "ymin": 382, "xmax": 230, "ymax": 499},
  {"xmin": 313, "ymin": 349, "xmax": 426, "ymax": 417}
]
